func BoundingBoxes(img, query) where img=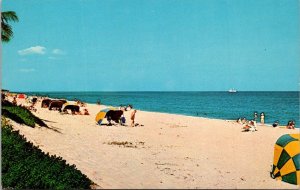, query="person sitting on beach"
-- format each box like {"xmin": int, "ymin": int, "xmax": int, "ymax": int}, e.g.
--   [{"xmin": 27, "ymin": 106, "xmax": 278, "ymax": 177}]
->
[
  {"xmin": 97, "ymin": 100, "xmax": 101, "ymax": 105},
  {"xmin": 83, "ymin": 108, "xmax": 90, "ymax": 115},
  {"xmin": 120, "ymin": 114, "xmax": 126, "ymax": 126},
  {"xmin": 130, "ymin": 110, "xmax": 137, "ymax": 127},
  {"xmin": 12, "ymin": 96, "xmax": 17, "ymax": 105},
  {"xmin": 236, "ymin": 118, "xmax": 242, "ymax": 124},
  {"xmin": 241, "ymin": 117, "xmax": 247, "ymax": 124},
  {"xmin": 28, "ymin": 100, "xmax": 37, "ymax": 112},
  {"xmin": 286, "ymin": 120, "xmax": 295, "ymax": 129},
  {"xmin": 272, "ymin": 120, "xmax": 279, "ymax": 128},
  {"xmin": 125, "ymin": 104, "xmax": 133, "ymax": 111},
  {"xmin": 242, "ymin": 120, "xmax": 257, "ymax": 132},
  {"xmin": 242, "ymin": 122, "xmax": 250, "ymax": 131},
  {"xmin": 32, "ymin": 97, "xmax": 37, "ymax": 106}
]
